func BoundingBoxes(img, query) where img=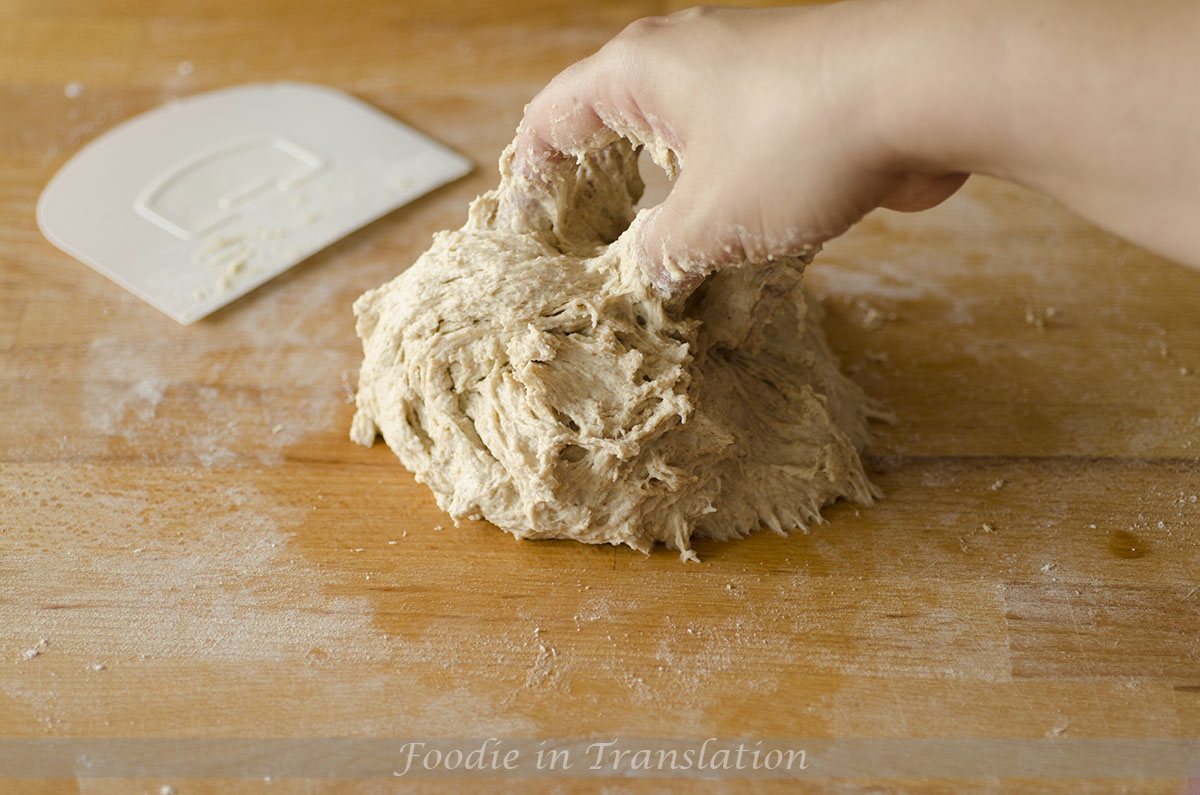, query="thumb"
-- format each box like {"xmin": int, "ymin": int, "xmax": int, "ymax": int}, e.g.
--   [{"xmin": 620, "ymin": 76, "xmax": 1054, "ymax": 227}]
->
[{"xmin": 633, "ymin": 168, "xmax": 735, "ymax": 296}]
